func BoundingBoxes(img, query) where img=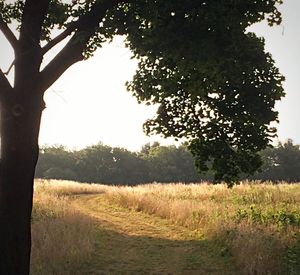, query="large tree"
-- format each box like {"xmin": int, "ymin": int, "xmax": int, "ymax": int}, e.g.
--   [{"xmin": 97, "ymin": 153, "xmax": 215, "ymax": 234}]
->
[{"xmin": 0, "ymin": 0, "xmax": 284, "ymax": 273}]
